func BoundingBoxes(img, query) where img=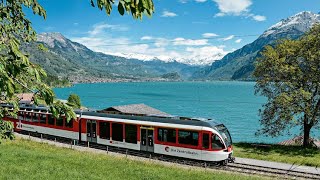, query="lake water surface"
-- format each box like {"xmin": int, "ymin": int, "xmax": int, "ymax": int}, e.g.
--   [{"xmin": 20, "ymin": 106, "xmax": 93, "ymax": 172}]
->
[{"xmin": 54, "ymin": 81, "xmax": 318, "ymax": 143}]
